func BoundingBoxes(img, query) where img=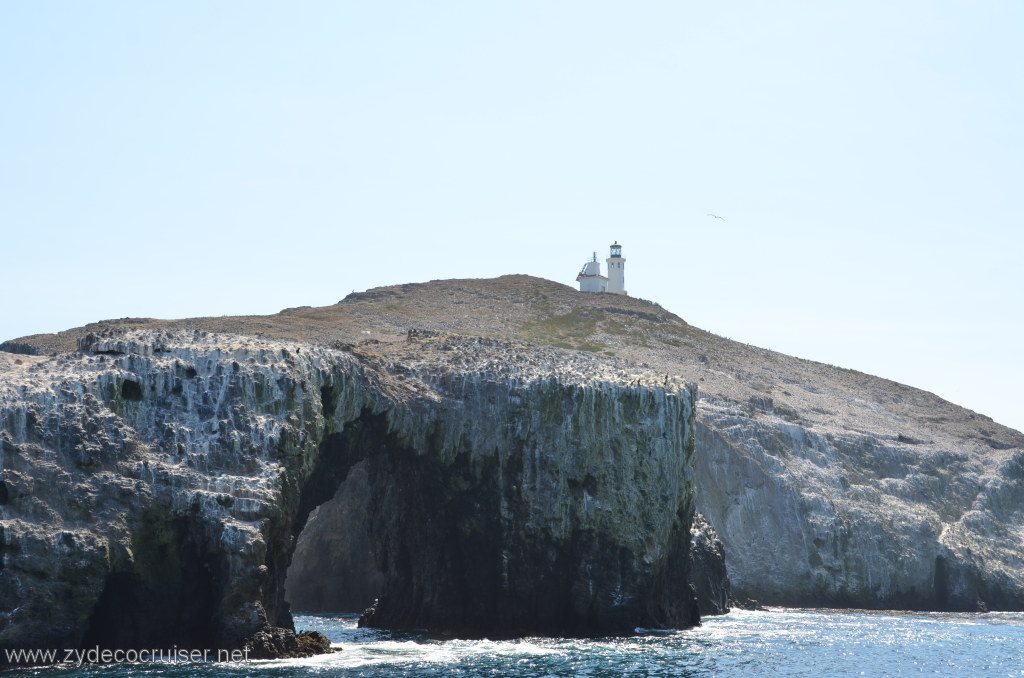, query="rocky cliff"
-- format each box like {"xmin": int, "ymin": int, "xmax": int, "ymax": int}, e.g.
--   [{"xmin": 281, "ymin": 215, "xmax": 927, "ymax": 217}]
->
[
  {"xmin": 5, "ymin": 273, "xmax": 1023, "ymax": 647},
  {"xmin": 695, "ymin": 396, "xmax": 1024, "ymax": 611},
  {"xmin": 0, "ymin": 327, "xmax": 703, "ymax": 660}
]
